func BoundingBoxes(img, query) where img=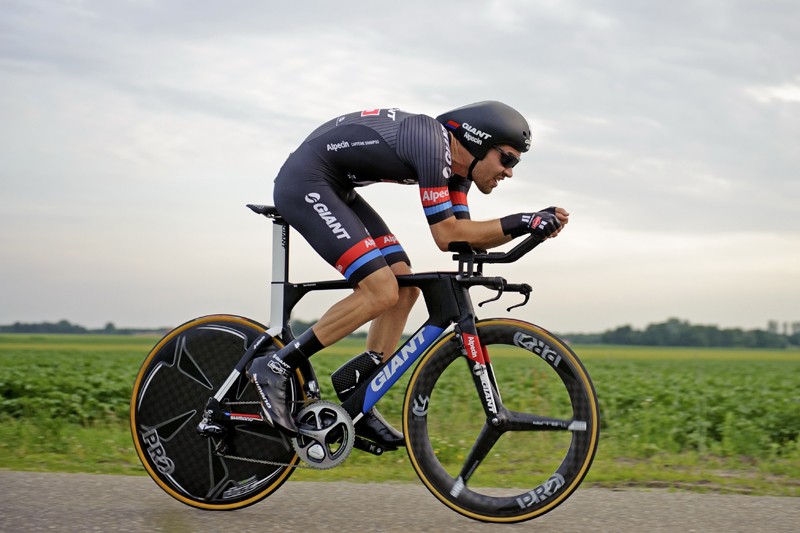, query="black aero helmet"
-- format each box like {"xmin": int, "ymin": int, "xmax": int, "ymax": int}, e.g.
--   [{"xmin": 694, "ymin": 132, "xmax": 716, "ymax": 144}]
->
[{"xmin": 436, "ymin": 100, "xmax": 531, "ymax": 160}]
